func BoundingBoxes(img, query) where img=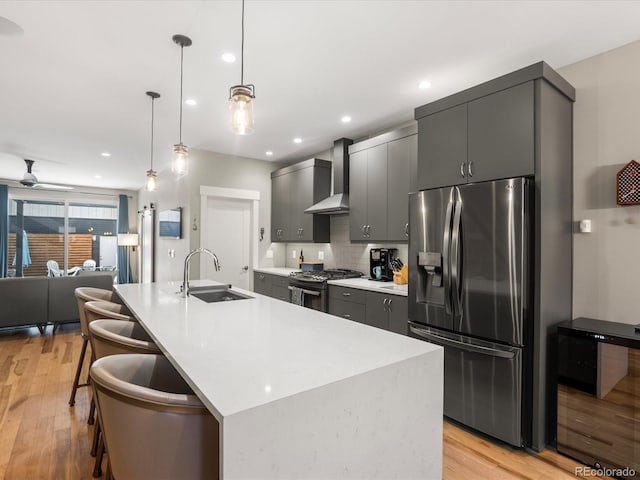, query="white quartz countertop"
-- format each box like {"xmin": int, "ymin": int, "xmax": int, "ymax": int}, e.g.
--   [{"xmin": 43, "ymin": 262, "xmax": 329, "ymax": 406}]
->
[
  {"xmin": 253, "ymin": 267, "xmax": 299, "ymax": 277},
  {"xmin": 328, "ymin": 277, "xmax": 408, "ymax": 296},
  {"xmin": 114, "ymin": 280, "xmax": 435, "ymax": 420}
]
